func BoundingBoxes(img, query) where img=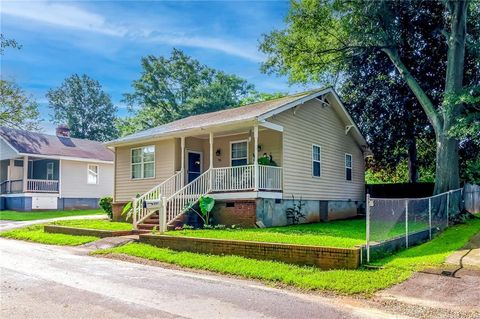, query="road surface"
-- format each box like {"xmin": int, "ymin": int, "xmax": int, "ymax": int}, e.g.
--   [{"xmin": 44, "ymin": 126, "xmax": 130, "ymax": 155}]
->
[{"xmin": 0, "ymin": 238, "xmax": 400, "ymax": 319}]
